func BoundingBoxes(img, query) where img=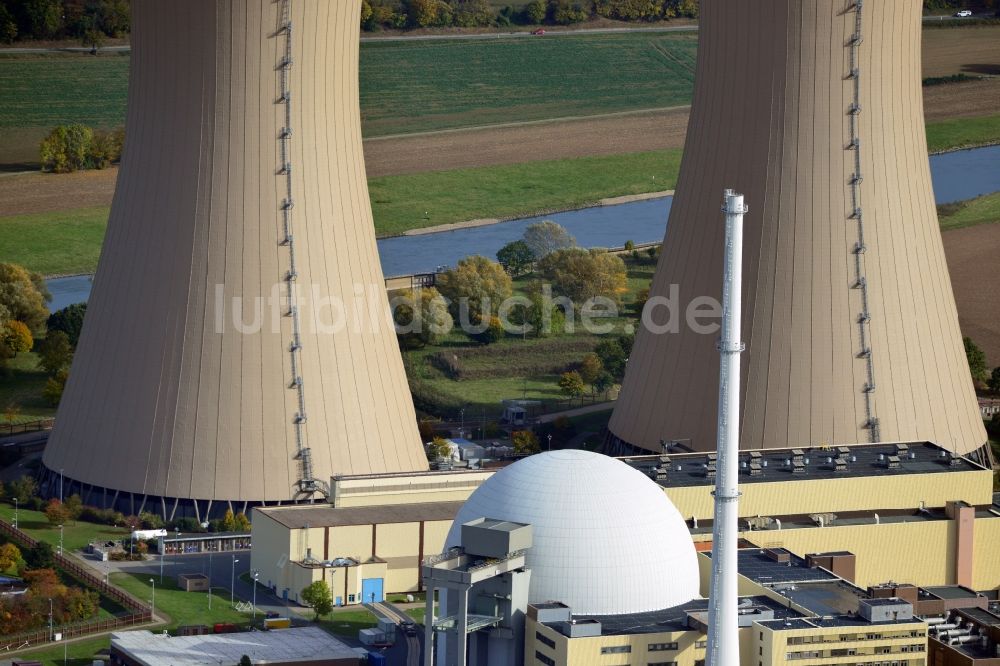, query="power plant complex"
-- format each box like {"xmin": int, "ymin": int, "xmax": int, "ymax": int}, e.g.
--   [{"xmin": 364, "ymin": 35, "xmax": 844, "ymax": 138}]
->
[
  {"xmin": 18, "ymin": 0, "xmax": 998, "ymax": 664},
  {"xmin": 41, "ymin": 0, "xmax": 427, "ymax": 519}
]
